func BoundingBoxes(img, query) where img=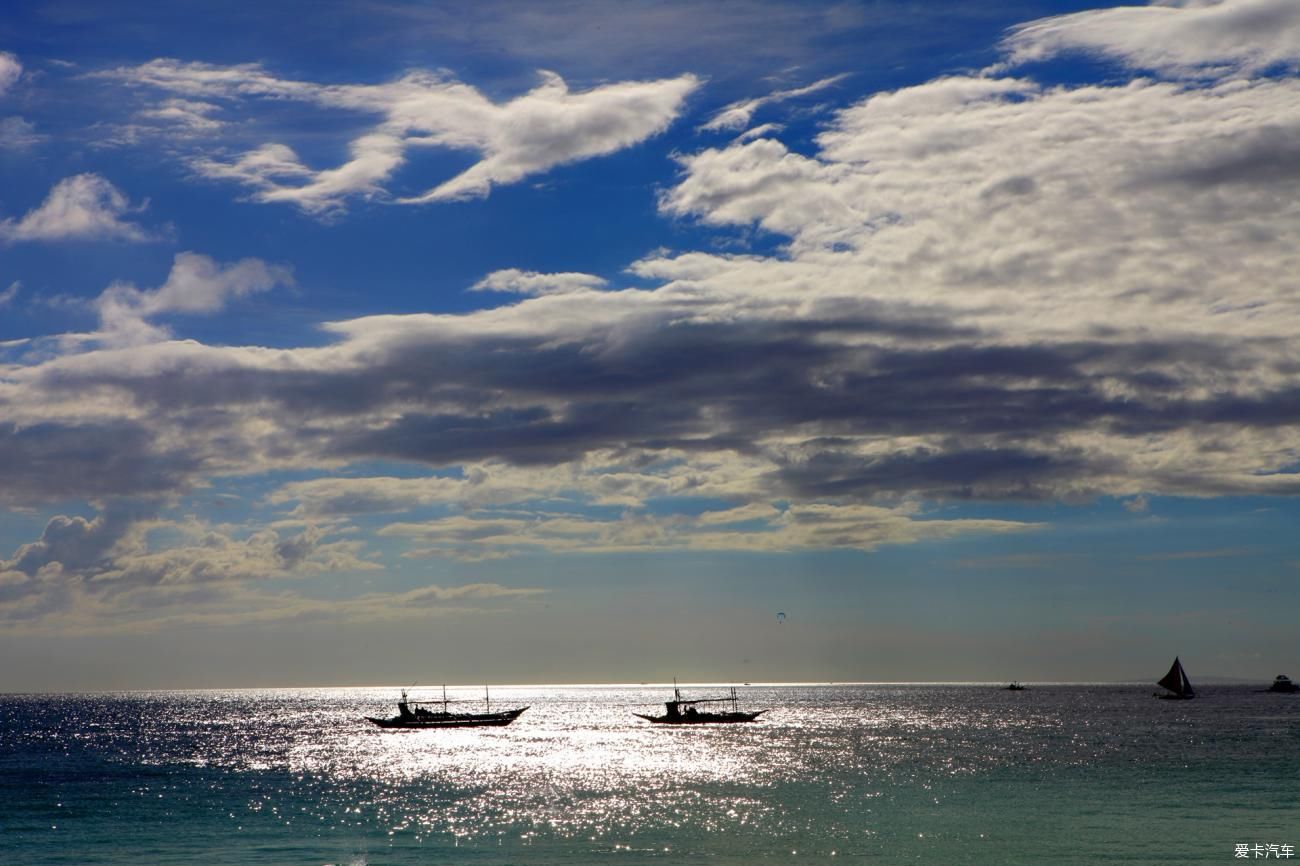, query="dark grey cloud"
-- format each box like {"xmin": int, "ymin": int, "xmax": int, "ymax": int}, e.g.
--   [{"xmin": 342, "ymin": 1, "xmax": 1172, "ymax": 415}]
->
[
  {"xmin": 773, "ymin": 444, "xmax": 1108, "ymax": 502},
  {"xmin": 14, "ymin": 317, "xmax": 1298, "ymax": 507},
  {"xmin": 1133, "ymin": 124, "xmax": 1300, "ymax": 189},
  {"xmin": 0, "ymin": 421, "xmax": 201, "ymax": 506},
  {"xmin": 5, "ymin": 504, "xmax": 141, "ymax": 578}
]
